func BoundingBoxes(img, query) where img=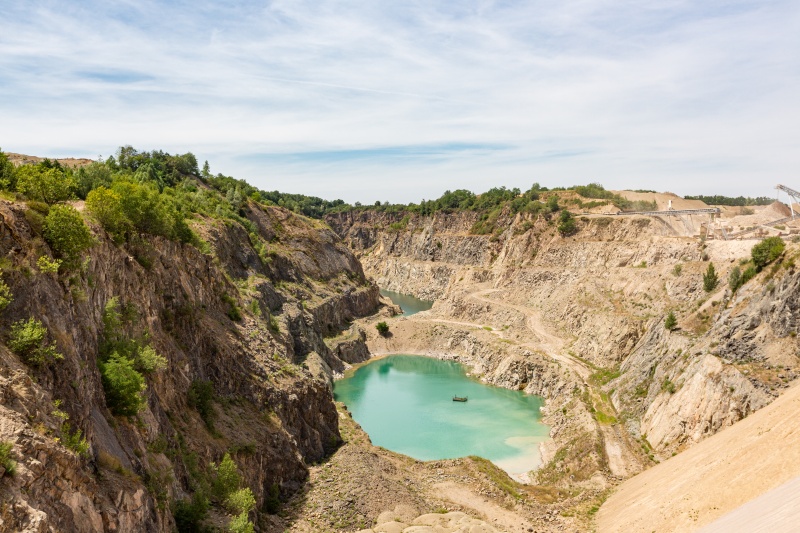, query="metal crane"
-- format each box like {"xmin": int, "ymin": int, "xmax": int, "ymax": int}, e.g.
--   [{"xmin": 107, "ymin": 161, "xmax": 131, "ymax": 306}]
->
[{"xmin": 776, "ymin": 184, "xmax": 800, "ymax": 218}]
